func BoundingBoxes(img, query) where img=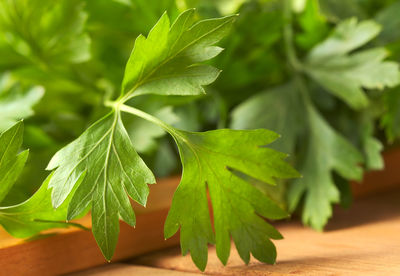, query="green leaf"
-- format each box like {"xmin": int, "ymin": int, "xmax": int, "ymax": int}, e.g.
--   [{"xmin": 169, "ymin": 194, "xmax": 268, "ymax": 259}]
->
[
  {"xmin": 0, "ymin": 122, "xmax": 28, "ymax": 203},
  {"xmin": 230, "ymin": 80, "xmax": 376, "ymax": 230},
  {"xmin": 308, "ymin": 18, "xmax": 380, "ymax": 59},
  {"xmin": 164, "ymin": 128, "xmax": 299, "ymax": 271},
  {"xmin": 230, "ymin": 83, "xmax": 303, "ymax": 155},
  {"xmin": 0, "ymin": 173, "xmax": 76, "ymax": 238},
  {"xmin": 288, "ymin": 105, "xmax": 363, "ymax": 230},
  {"xmin": 361, "ymin": 121, "xmax": 383, "ymax": 170},
  {"xmin": 304, "ymin": 18, "xmax": 400, "ymax": 109},
  {"xmin": 334, "ymin": 174, "xmax": 352, "ymax": 209},
  {"xmin": 0, "ymin": 78, "xmax": 44, "ymax": 131},
  {"xmin": 121, "ymin": 9, "xmax": 236, "ymax": 98},
  {"xmin": 46, "ymin": 111, "xmax": 155, "ymax": 260},
  {"xmin": 0, "ymin": 123, "xmax": 76, "ymax": 237}
]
